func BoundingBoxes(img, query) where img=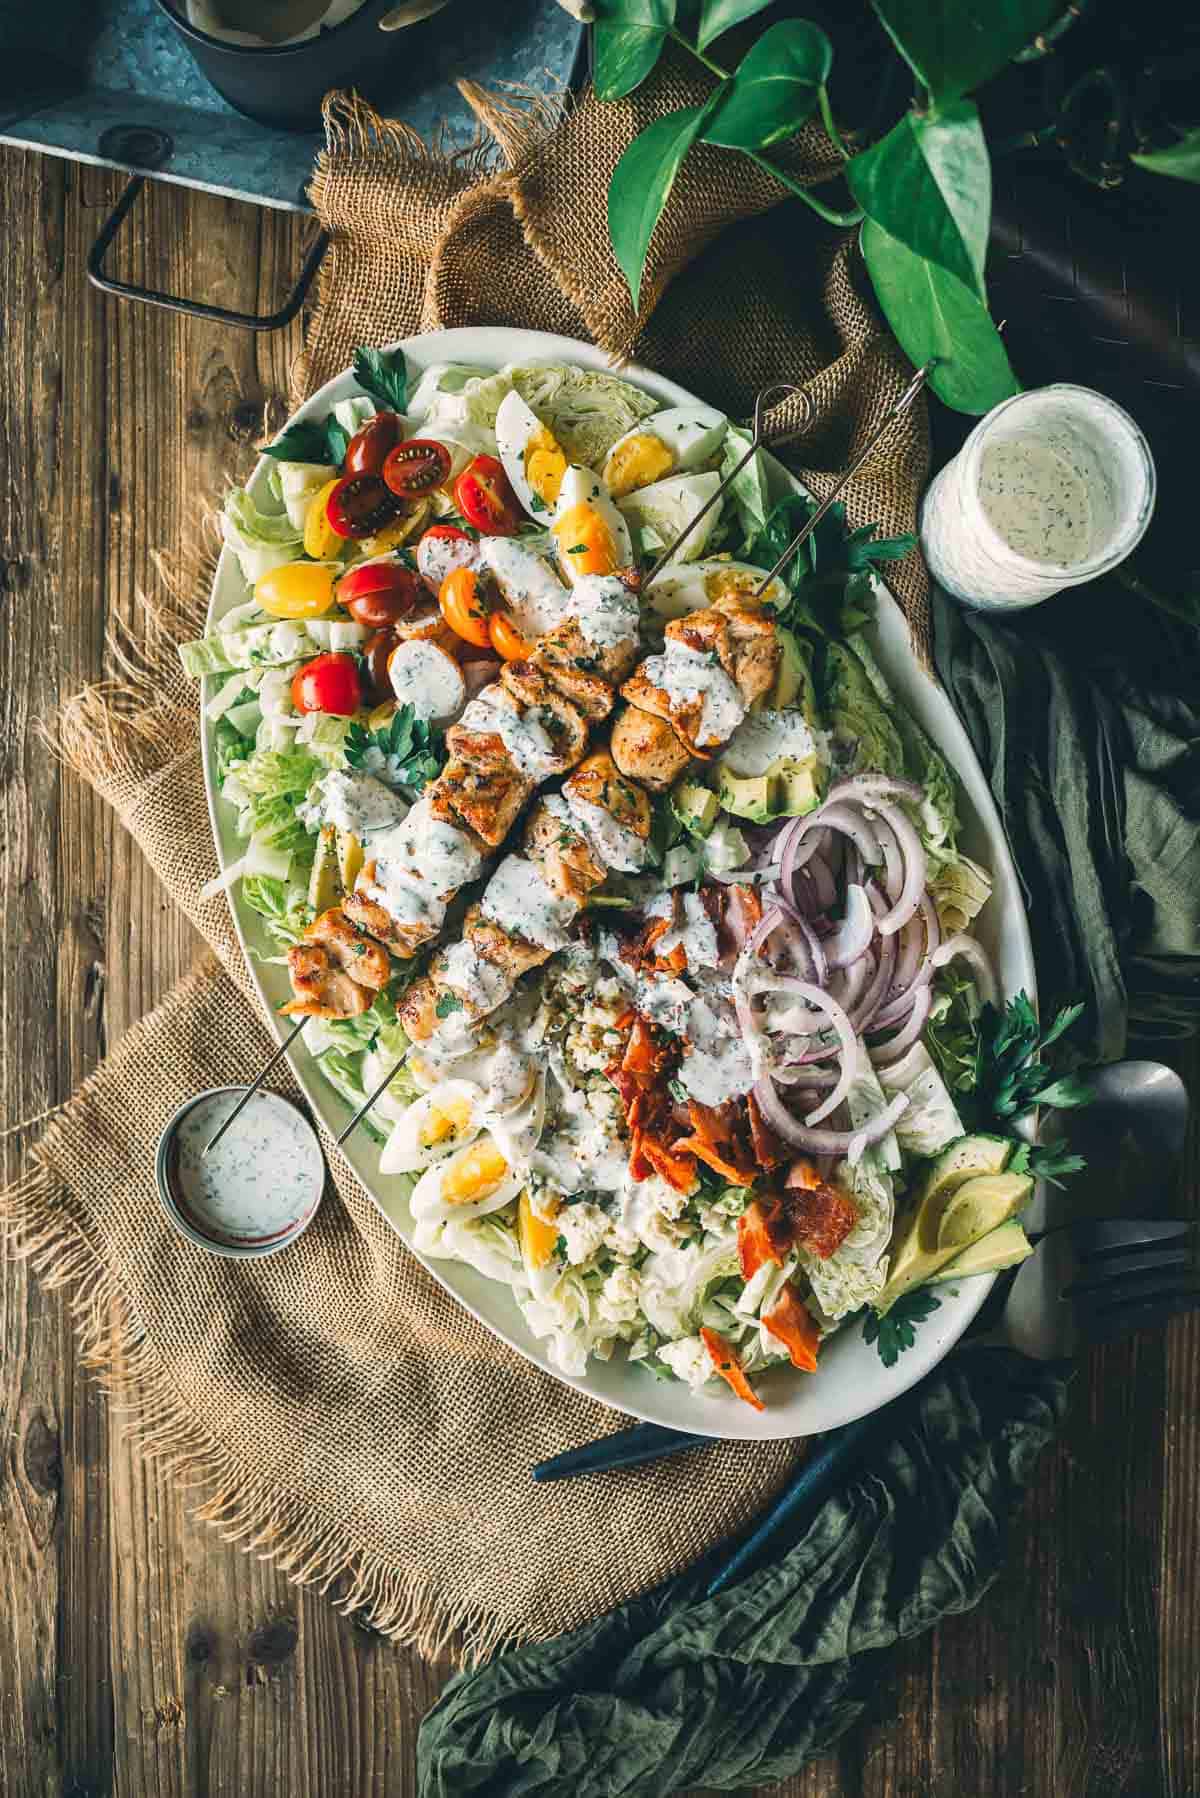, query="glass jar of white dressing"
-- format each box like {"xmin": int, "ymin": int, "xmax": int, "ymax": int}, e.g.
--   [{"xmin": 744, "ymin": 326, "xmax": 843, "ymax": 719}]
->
[{"xmin": 920, "ymin": 385, "xmax": 1156, "ymax": 612}]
